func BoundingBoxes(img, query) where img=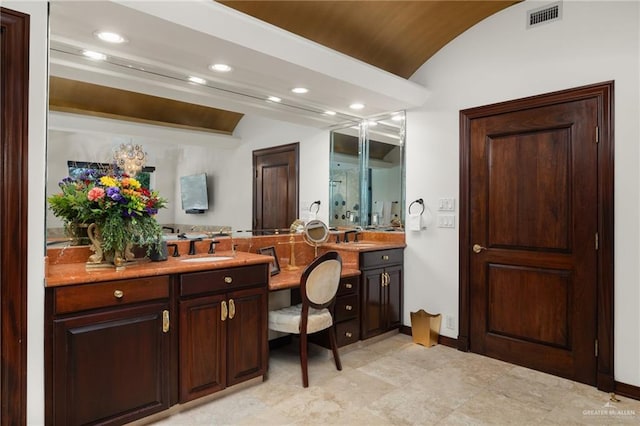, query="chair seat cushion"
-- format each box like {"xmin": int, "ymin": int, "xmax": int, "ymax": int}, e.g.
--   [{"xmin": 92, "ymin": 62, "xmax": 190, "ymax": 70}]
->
[{"xmin": 268, "ymin": 304, "xmax": 333, "ymax": 334}]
